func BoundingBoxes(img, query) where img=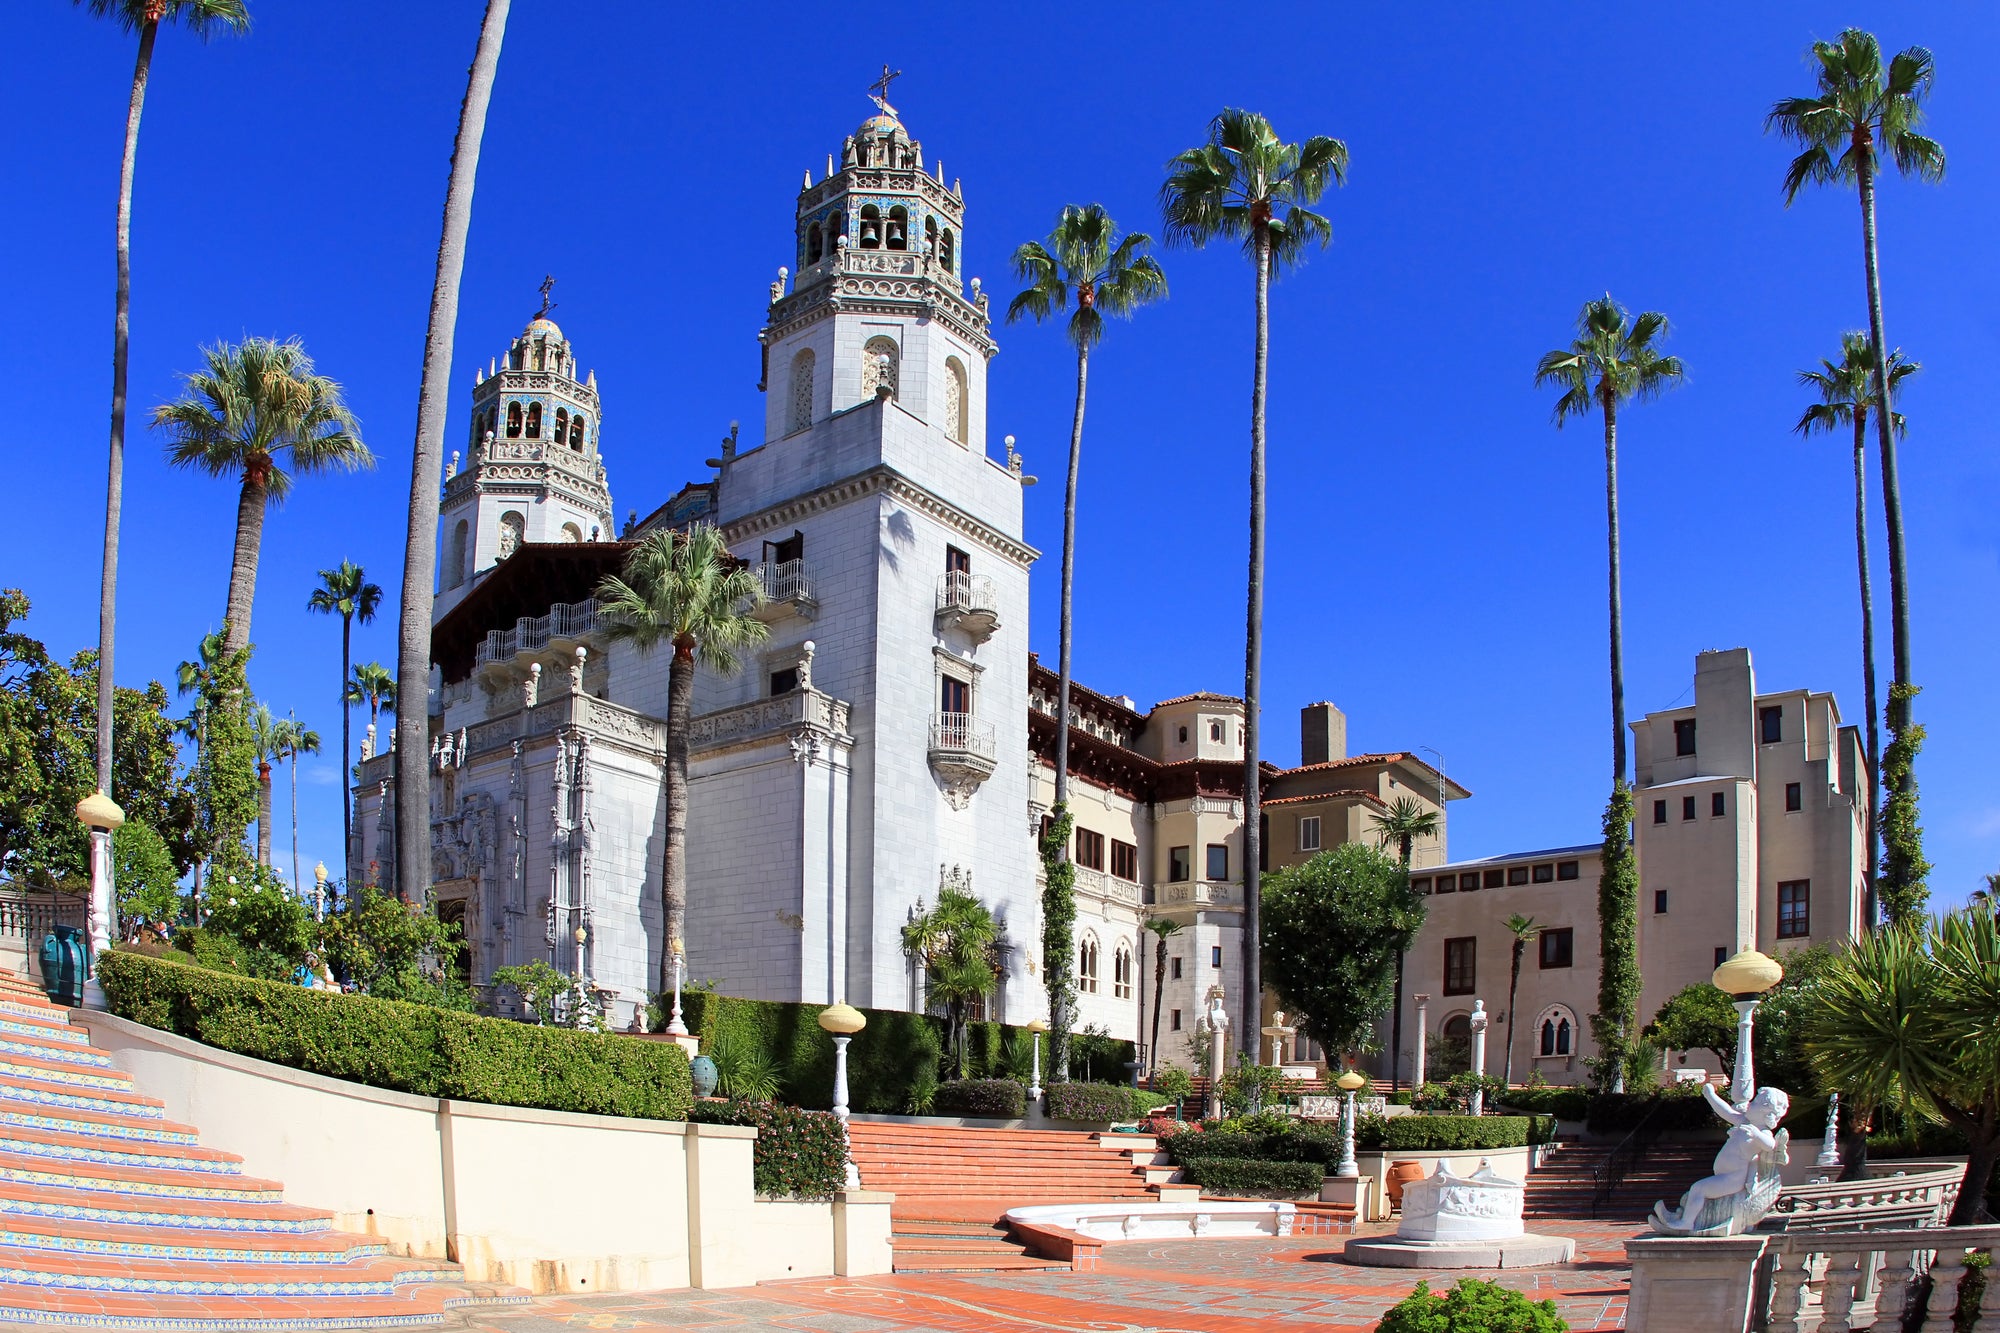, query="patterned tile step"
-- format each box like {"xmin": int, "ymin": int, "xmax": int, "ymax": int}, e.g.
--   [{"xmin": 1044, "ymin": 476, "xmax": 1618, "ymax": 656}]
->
[
  {"xmin": 0, "ymin": 1073, "xmax": 165, "ymax": 1119},
  {"xmin": 0, "ymin": 1001, "xmax": 69, "ymax": 1028},
  {"xmin": 0, "ymin": 1216, "xmax": 390, "ymax": 1267},
  {"xmin": 0, "ymin": 1041, "xmax": 113, "ymax": 1075},
  {"xmin": 0, "ymin": 1276, "xmax": 527, "ymax": 1329},
  {"xmin": 0, "ymin": 1122, "xmax": 243, "ymax": 1176},
  {"xmin": 0, "ymin": 1052, "xmax": 134, "ymax": 1091},
  {"xmin": 0, "ymin": 1247, "xmax": 462, "ymax": 1297},
  {"xmin": 0, "ymin": 1180, "xmax": 335, "ymax": 1234},
  {"xmin": 0, "ymin": 1020, "xmax": 94, "ymax": 1052},
  {"xmin": 0, "ymin": 1104, "xmax": 197, "ymax": 1147},
  {"xmin": 0, "ymin": 1151, "xmax": 279, "ymax": 1204}
]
